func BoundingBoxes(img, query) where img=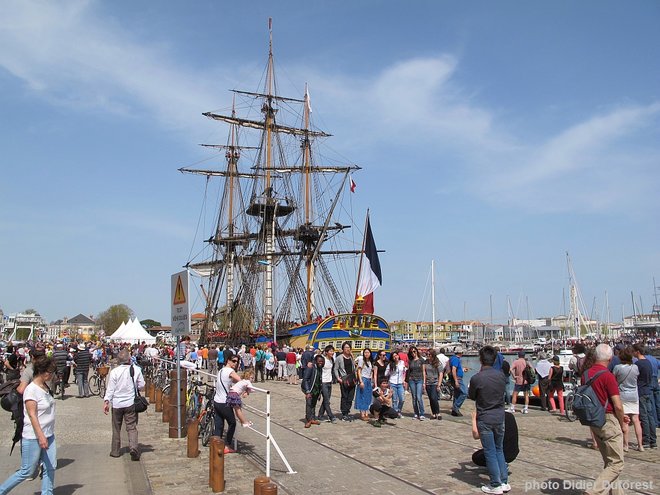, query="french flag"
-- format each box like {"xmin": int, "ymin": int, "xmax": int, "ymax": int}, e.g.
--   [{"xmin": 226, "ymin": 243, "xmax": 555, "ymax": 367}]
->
[{"xmin": 354, "ymin": 216, "xmax": 382, "ymax": 314}]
